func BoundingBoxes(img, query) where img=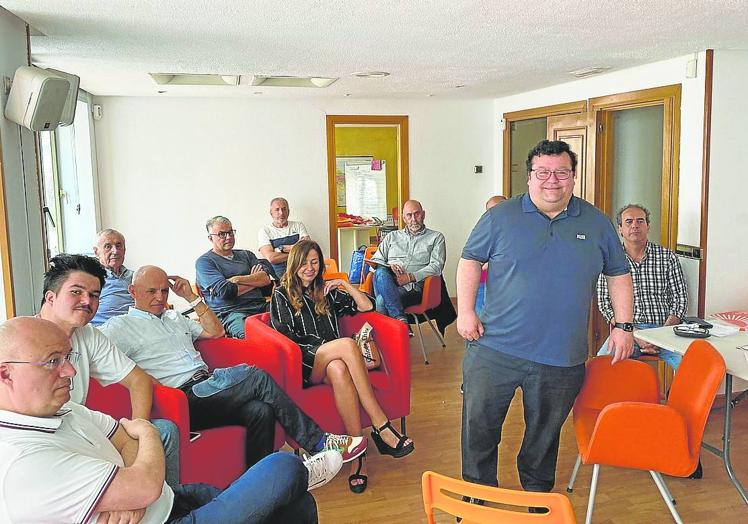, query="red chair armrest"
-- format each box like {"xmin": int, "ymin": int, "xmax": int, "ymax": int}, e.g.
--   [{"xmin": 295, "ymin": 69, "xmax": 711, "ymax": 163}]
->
[
  {"xmin": 244, "ymin": 314, "xmax": 304, "ymax": 394},
  {"xmin": 196, "ymin": 337, "xmax": 284, "ymax": 387}
]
